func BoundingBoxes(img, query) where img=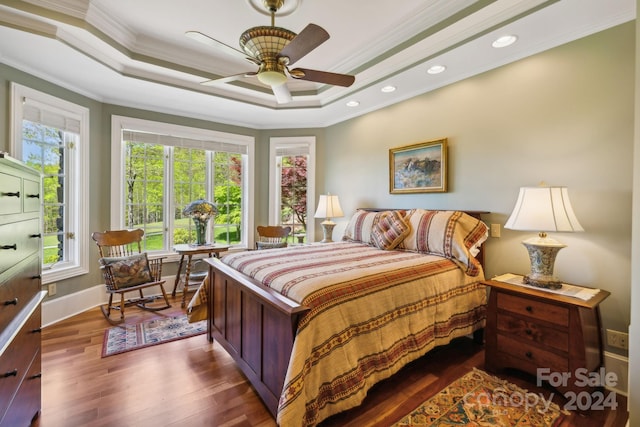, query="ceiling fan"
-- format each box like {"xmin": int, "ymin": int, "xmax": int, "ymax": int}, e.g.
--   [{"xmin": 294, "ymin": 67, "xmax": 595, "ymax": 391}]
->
[{"xmin": 186, "ymin": 0, "xmax": 355, "ymax": 104}]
